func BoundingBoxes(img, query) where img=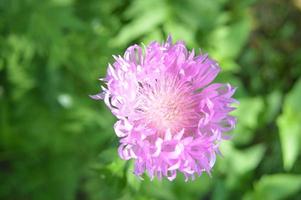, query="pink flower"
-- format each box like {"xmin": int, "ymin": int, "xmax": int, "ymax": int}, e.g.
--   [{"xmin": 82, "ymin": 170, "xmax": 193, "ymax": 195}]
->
[{"xmin": 92, "ymin": 36, "xmax": 237, "ymax": 181}]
